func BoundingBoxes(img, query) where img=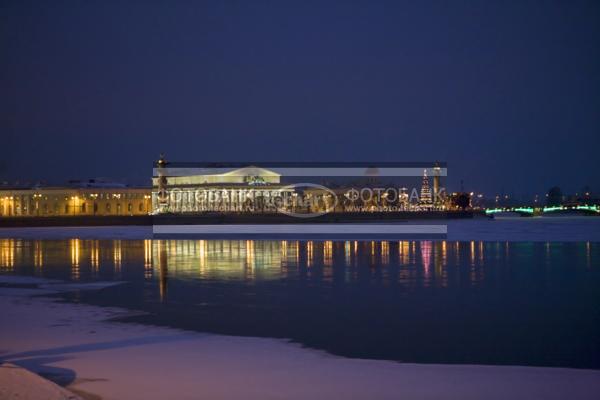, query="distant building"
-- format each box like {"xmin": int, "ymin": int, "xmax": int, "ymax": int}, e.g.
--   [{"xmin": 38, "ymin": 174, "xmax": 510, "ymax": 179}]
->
[
  {"xmin": 419, "ymin": 169, "xmax": 433, "ymax": 209},
  {"xmin": 0, "ymin": 181, "xmax": 151, "ymax": 217},
  {"xmin": 152, "ymin": 157, "xmax": 453, "ymax": 214},
  {"xmin": 152, "ymin": 156, "xmax": 294, "ymax": 213}
]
